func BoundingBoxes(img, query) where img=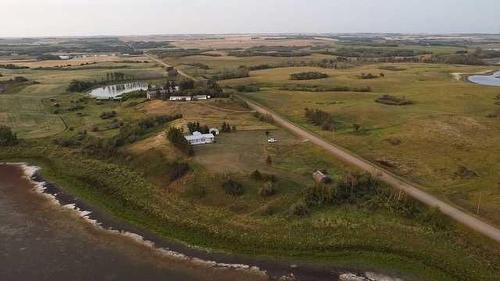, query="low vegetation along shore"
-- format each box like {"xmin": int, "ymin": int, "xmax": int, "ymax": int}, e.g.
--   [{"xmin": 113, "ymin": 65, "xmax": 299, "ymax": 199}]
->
[{"xmin": 1, "ymin": 36, "xmax": 499, "ymax": 281}]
